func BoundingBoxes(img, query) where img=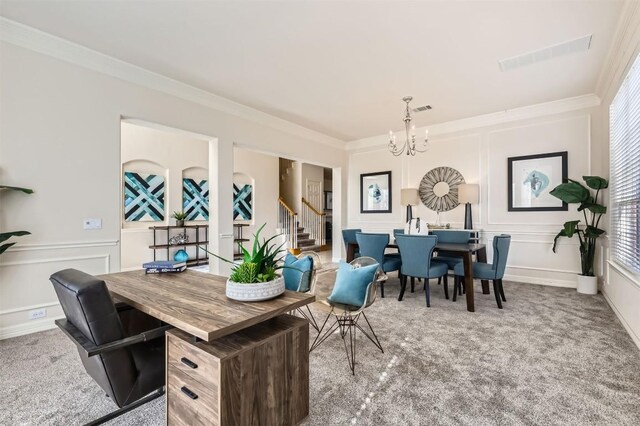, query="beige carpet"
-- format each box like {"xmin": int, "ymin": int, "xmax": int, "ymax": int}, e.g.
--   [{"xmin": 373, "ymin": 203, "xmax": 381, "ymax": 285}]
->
[{"xmin": 2, "ymin": 271, "xmax": 640, "ymax": 425}]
